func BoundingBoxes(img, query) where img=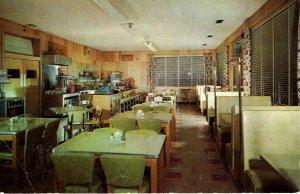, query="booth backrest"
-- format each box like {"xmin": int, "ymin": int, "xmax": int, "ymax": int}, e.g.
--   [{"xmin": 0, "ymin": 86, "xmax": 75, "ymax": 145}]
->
[
  {"xmin": 242, "ymin": 106, "xmax": 300, "ymax": 172},
  {"xmin": 231, "ymin": 96, "xmax": 272, "ymax": 169},
  {"xmin": 207, "ymin": 92, "xmax": 240, "ymax": 110}
]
